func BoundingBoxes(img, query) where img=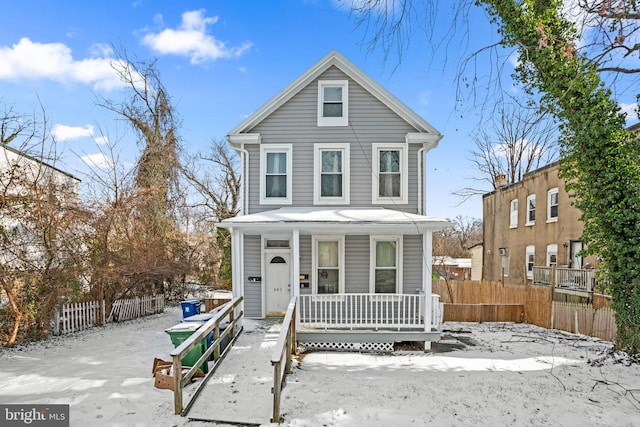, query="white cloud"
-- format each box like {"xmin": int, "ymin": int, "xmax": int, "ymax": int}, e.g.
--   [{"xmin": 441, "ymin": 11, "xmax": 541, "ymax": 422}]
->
[
  {"xmin": 0, "ymin": 37, "xmax": 123, "ymax": 90},
  {"xmin": 52, "ymin": 124, "xmax": 110, "ymax": 145},
  {"xmin": 141, "ymin": 9, "xmax": 252, "ymax": 64},
  {"xmin": 81, "ymin": 153, "xmax": 113, "ymax": 169},
  {"xmin": 52, "ymin": 124, "xmax": 94, "ymax": 142}
]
